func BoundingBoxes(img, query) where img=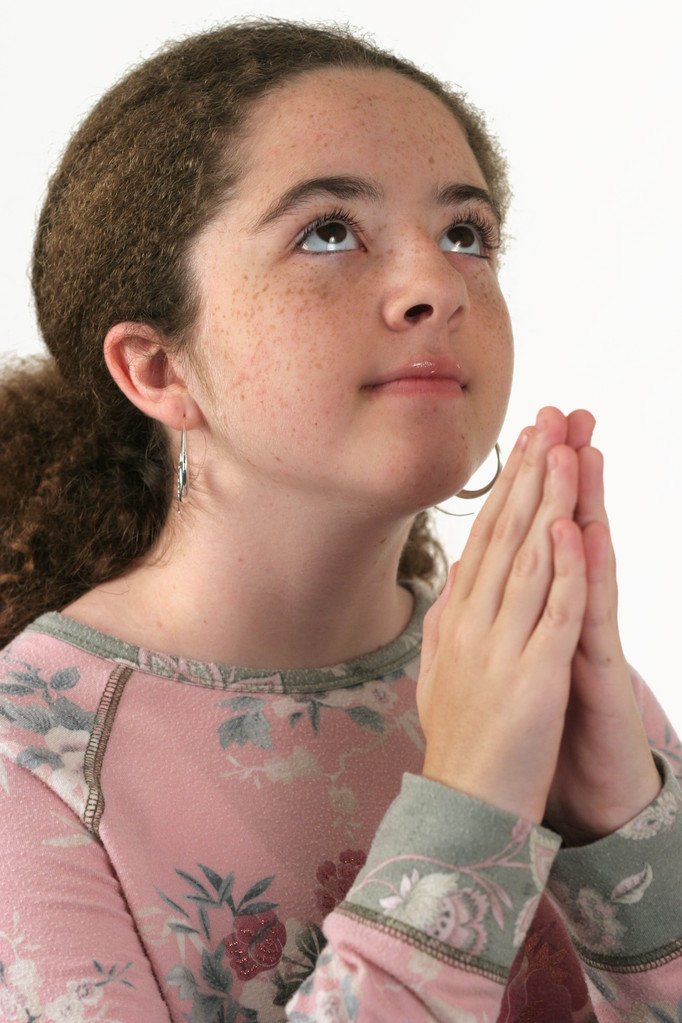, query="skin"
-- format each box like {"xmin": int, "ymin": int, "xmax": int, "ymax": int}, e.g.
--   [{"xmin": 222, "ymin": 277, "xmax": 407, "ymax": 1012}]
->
[
  {"xmin": 63, "ymin": 67, "xmax": 661, "ymax": 840},
  {"xmin": 66, "ymin": 67, "xmax": 514, "ymax": 668}
]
